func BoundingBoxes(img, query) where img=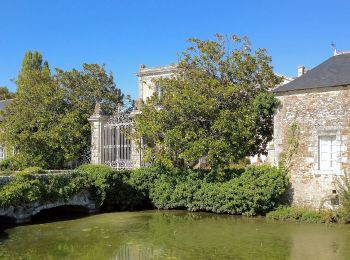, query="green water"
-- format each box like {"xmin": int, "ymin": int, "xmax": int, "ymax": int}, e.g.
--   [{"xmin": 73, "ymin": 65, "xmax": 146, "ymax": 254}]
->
[{"xmin": 1, "ymin": 210, "xmax": 350, "ymax": 259}]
